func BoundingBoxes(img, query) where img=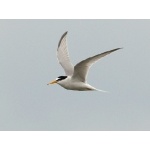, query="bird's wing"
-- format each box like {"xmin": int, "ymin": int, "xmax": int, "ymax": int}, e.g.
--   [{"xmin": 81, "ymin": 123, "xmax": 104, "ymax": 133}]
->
[
  {"xmin": 72, "ymin": 48, "xmax": 121, "ymax": 82},
  {"xmin": 57, "ymin": 32, "xmax": 74, "ymax": 76}
]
